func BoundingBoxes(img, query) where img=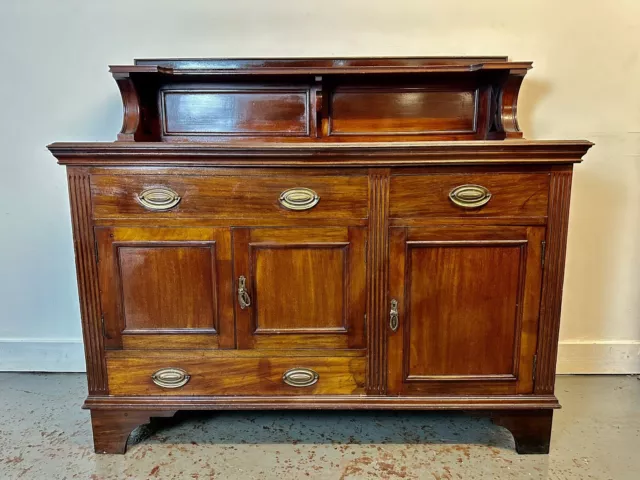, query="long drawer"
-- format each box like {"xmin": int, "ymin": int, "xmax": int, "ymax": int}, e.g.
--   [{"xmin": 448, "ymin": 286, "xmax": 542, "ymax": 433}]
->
[
  {"xmin": 106, "ymin": 353, "xmax": 366, "ymax": 396},
  {"xmin": 390, "ymin": 173, "xmax": 550, "ymax": 218},
  {"xmin": 90, "ymin": 173, "xmax": 368, "ymax": 220}
]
